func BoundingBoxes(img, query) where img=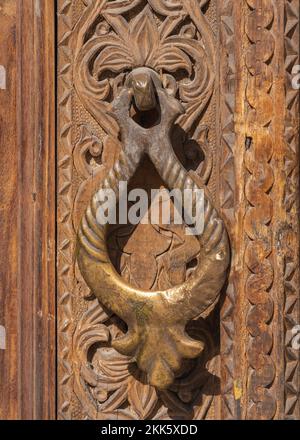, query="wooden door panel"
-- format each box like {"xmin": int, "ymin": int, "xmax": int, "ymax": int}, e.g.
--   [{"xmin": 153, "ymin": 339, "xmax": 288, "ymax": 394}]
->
[
  {"xmin": 58, "ymin": 0, "xmax": 228, "ymax": 420},
  {"xmin": 56, "ymin": 0, "xmax": 300, "ymax": 420},
  {"xmin": 0, "ymin": 0, "xmax": 299, "ymax": 421}
]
